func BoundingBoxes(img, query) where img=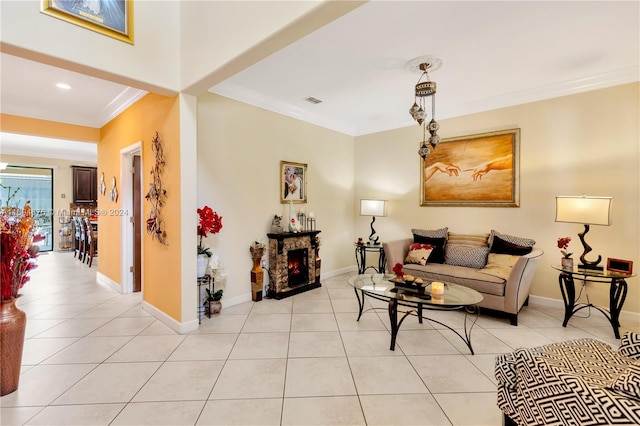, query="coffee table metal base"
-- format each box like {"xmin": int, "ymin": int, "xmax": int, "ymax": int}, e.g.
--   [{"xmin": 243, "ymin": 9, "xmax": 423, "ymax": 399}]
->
[{"xmin": 353, "ymin": 287, "xmax": 480, "ymax": 355}]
